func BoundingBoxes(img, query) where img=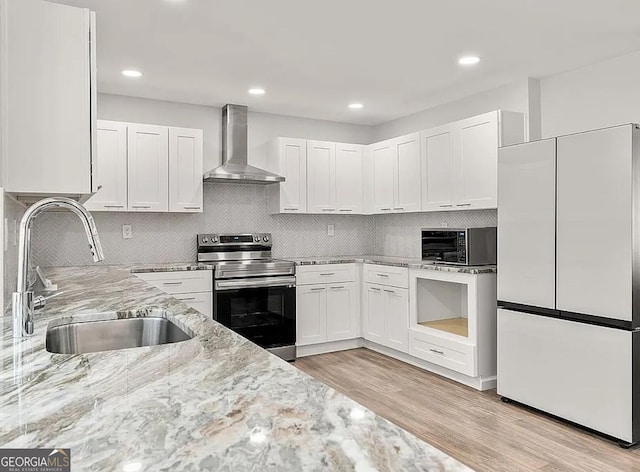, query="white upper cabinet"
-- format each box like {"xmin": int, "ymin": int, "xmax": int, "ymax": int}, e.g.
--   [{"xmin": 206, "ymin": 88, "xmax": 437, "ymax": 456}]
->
[
  {"xmin": 268, "ymin": 138, "xmax": 307, "ymax": 214},
  {"xmin": 127, "ymin": 124, "xmax": 169, "ymax": 212},
  {"xmin": 307, "ymin": 140, "xmax": 336, "ymax": 214},
  {"xmin": 393, "ymin": 132, "xmax": 422, "ymax": 212},
  {"xmin": 366, "ymin": 133, "xmax": 421, "ymax": 214},
  {"xmin": 335, "ymin": 143, "xmax": 363, "ymax": 214},
  {"xmin": 1, "ymin": 0, "xmax": 97, "ymax": 197},
  {"xmin": 370, "ymin": 140, "xmax": 395, "ymax": 213},
  {"xmin": 85, "ymin": 121, "xmax": 128, "ymax": 212},
  {"xmin": 421, "ymin": 125, "xmax": 455, "ymax": 211},
  {"xmin": 421, "ymin": 110, "xmax": 525, "ymax": 212},
  {"xmin": 88, "ymin": 121, "xmax": 202, "ymax": 213},
  {"xmin": 454, "ymin": 112, "xmax": 500, "ymax": 209},
  {"xmin": 169, "ymin": 127, "xmax": 203, "ymax": 213}
]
